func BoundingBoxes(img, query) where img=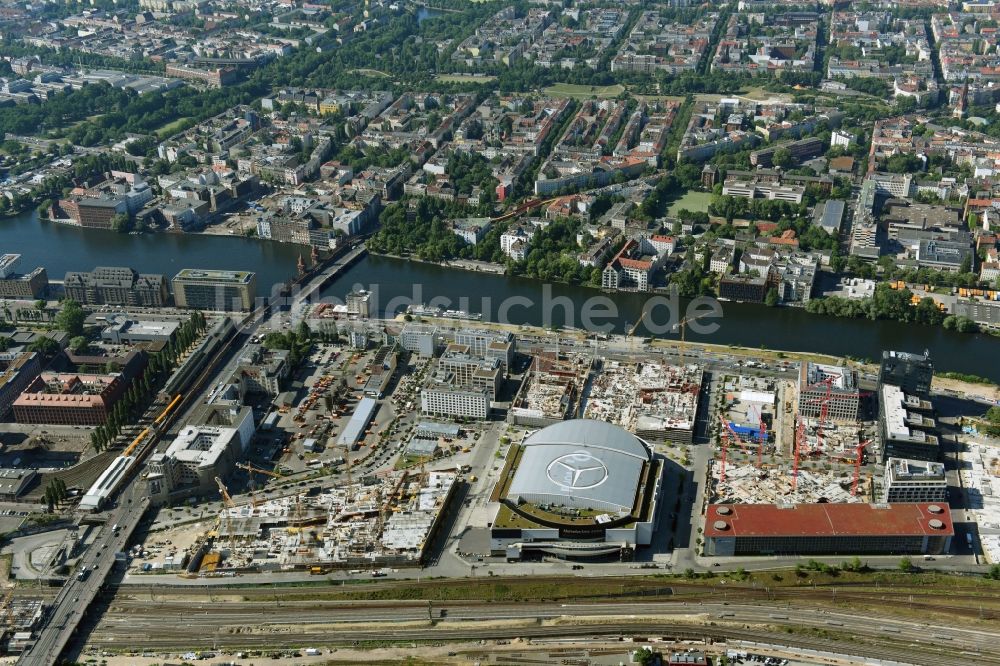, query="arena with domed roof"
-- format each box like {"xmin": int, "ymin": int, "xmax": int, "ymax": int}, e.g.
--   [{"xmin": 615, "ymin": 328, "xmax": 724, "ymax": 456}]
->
[{"xmin": 489, "ymin": 419, "xmax": 668, "ymax": 561}]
